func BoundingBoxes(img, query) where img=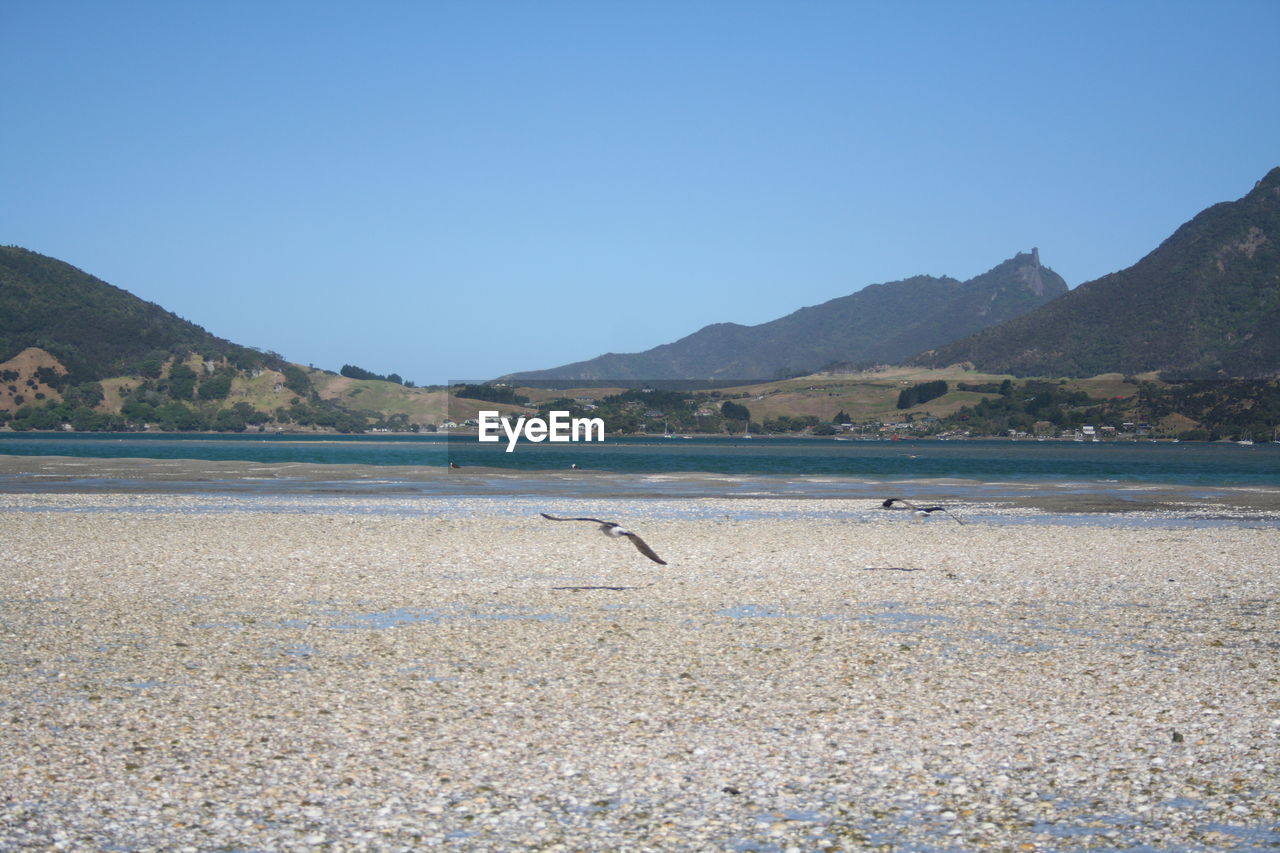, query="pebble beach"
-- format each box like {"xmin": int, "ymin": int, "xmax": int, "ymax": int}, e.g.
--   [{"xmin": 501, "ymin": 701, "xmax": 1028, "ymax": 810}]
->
[{"xmin": 2, "ymin": 489, "xmax": 1279, "ymax": 851}]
